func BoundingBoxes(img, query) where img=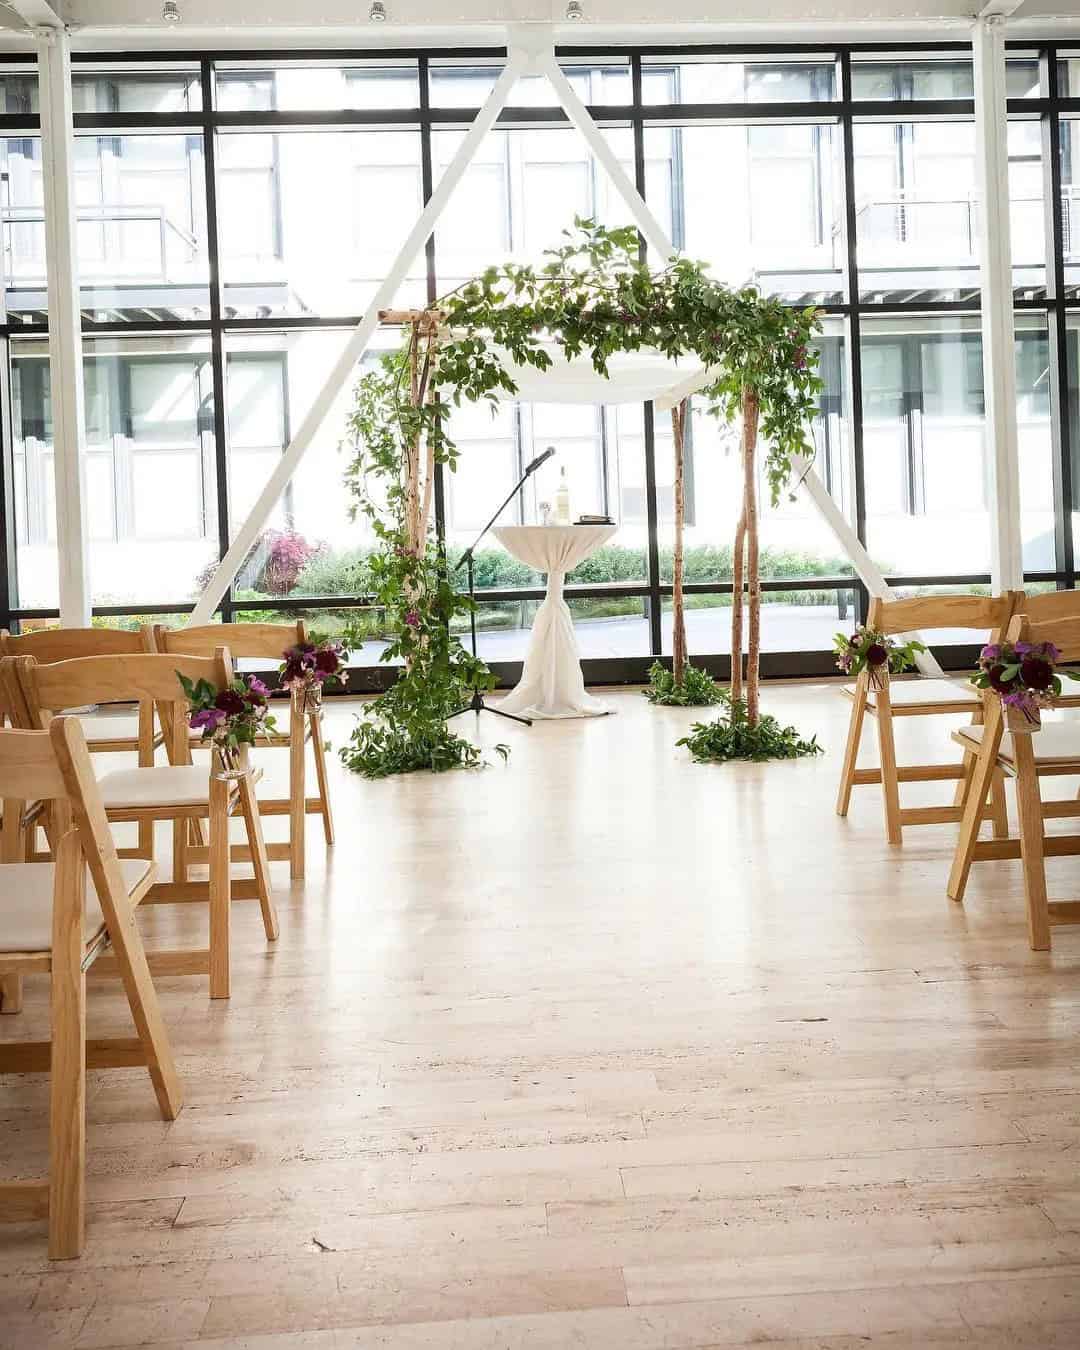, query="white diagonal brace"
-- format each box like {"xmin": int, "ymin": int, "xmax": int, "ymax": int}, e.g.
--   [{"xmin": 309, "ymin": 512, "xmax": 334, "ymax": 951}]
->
[
  {"xmin": 791, "ymin": 454, "xmax": 944, "ymax": 677},
  {"xmin": 538, "ymin": 51, "xmax": 674, "ymax": 261},
  {"xmin": 188, "ymin": 52, "xmax": 527, "ymax": 625},
  {"xmin": 6, "ymin": 0, "xmax": 64, "ymax": 27}
]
